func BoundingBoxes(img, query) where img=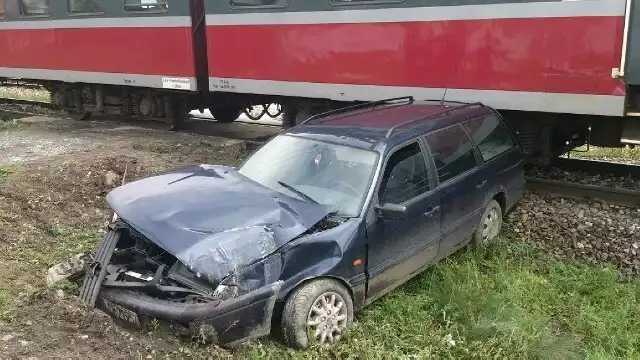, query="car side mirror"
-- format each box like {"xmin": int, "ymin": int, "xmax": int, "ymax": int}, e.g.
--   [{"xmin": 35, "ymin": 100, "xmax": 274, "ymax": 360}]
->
[{"xmin": 375, "ymin": 203, "xmax": 408, "ymax": 220}]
